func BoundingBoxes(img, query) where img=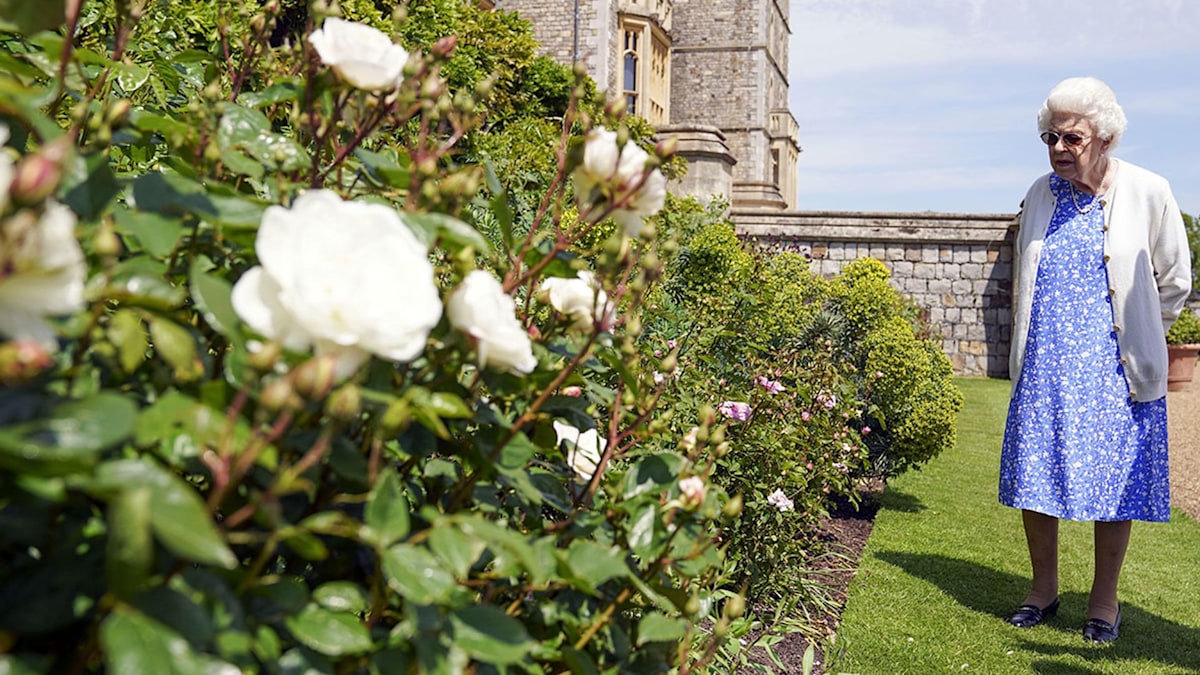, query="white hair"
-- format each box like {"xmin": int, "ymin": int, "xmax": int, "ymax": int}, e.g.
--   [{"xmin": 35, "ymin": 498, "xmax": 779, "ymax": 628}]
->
[{"xmin": 1036, "ymin": 77, "xmax": 1127, "ymax": 150}]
